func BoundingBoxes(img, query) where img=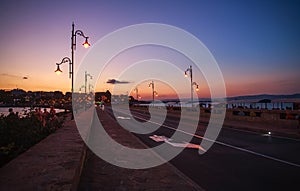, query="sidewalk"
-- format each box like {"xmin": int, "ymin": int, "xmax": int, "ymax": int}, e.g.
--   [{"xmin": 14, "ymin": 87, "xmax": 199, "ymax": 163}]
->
[
  {"xmin": 223, "ymin": 119, "xmax": 300, "ymax": 139},
  {"xmin": 78, "ymin": 109, "xmax": 204, "ymax": 191},
  {"xmin": 197, "ymin": 116, "xmax": 300, "ymax": 139},
  {"xmin": 133, "ymin": 107, "xmax": 300, "ymax": 140}
]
